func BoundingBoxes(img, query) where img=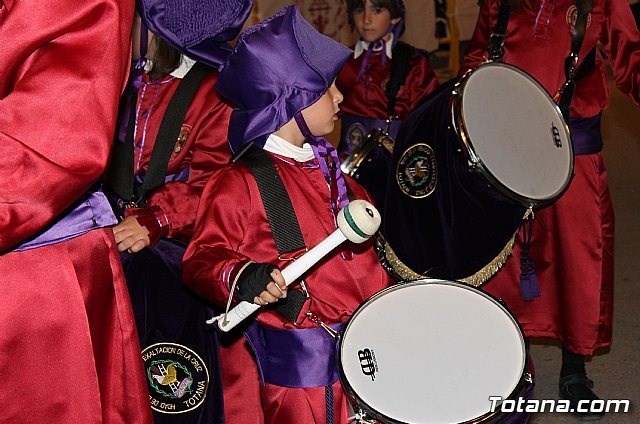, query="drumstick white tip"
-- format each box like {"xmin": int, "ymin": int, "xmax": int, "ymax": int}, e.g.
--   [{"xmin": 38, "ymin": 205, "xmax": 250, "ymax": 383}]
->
[{"xmin": 337, "ymin": 200, "xmax": 381, "ymax": 243}]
